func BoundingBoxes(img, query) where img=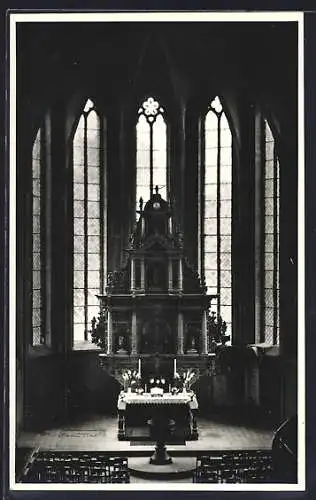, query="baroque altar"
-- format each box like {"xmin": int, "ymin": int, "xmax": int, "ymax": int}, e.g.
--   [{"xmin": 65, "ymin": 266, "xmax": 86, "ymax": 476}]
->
[{"xmin": 92, "ymin": 188, "xmax": 228, "ymax": 442}]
